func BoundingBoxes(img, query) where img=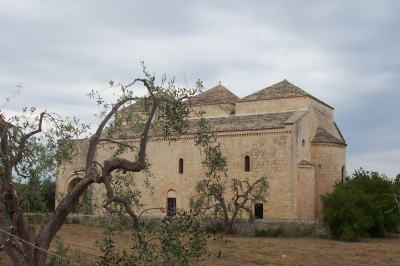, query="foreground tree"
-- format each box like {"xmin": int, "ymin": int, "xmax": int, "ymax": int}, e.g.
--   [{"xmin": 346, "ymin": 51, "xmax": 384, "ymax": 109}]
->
[
  {"xmin": 190, "ymin": 117, "xmax": 268, "ymax": 234},
  {"xmin": 0, "ymin": 66, "xmax": 202, "ymax": 265},
  {"xmin": 322, "ymin": 169, "xmax": 400, "ymax": 241},
  {"xmin": 94, "ymin": 210, "xmax": 207, "ymax": 266}
]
